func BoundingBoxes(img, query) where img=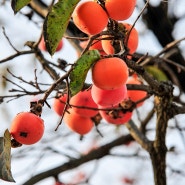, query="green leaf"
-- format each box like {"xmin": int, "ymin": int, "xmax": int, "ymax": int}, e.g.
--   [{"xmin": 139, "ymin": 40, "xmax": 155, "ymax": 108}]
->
[
  {"xmin": 0, "ymin": 129, "xmax": 15, "ymax": 182},
  {"xmin": 145, "ymin": 66, "xmax": 168, "ymax": 82},
  {"xmin": 11, "ymin": 0, "xmax": 31, "ymax": 14},
  {"xmin": 43, "ymin": 0, "xmax": 80, "ymax": 55},
  {"xmin": 69, "ymin": 50, "xmax": 100, "ymax": 96}
]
